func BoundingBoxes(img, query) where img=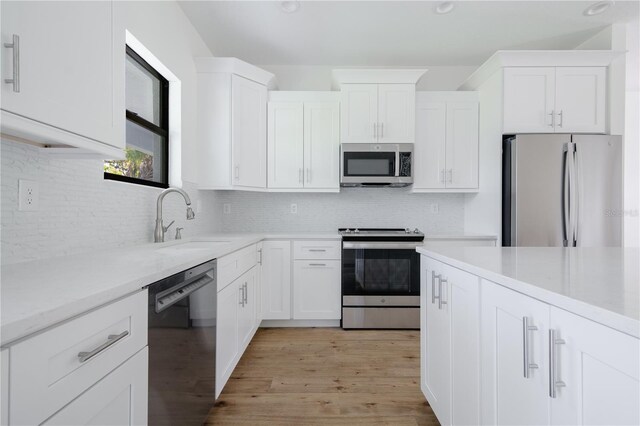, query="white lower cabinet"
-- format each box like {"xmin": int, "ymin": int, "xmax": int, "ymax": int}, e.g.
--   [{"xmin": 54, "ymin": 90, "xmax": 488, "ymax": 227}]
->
[
  {"xmin": 420, "ymin": 256, "xmax": 480, "ymax": 426},
  {"xmin": 5, "ymin": 290, "xmax": 148, "ymax": 425},
  {"xmin": 480, "ymin": 278, "xmax": 640, "ymax": 426},
  {"xmin": 261, "ymin": 240, "xmax": 292, "ymax": 320},
  {"xmin": 549, "ymin": 307, "xmax": 639, "ymax": 426},
  {"xmin": 480, "ymin": 279, "xmax": 550, "ymax": 425},
  {"xmin": 293, "ymin": 260, "xmax": 341, "ymax": 320},
  {"xmin": 43, "ymin": 348, "xmax": 148, "ymax": 426},
  {"xmin": 216, "ymin": 264, "xmax": 259, "ymax": 398}
]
